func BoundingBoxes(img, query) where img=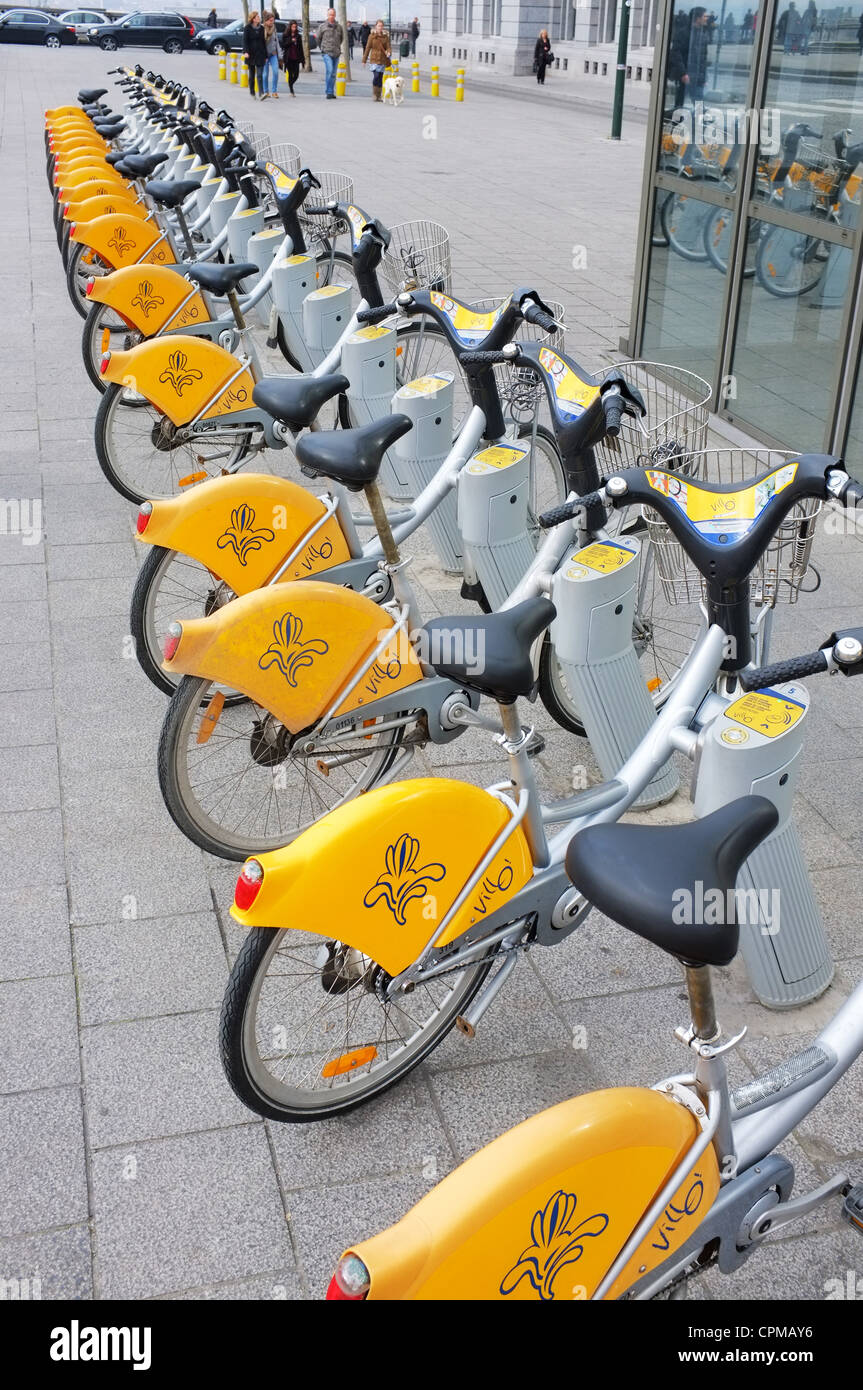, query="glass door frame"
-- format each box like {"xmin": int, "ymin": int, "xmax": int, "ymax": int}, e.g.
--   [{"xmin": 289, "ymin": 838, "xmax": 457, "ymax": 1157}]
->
[{"xmin": 627, "ymin": 0, "xmax": 863, "ymax": 453}]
